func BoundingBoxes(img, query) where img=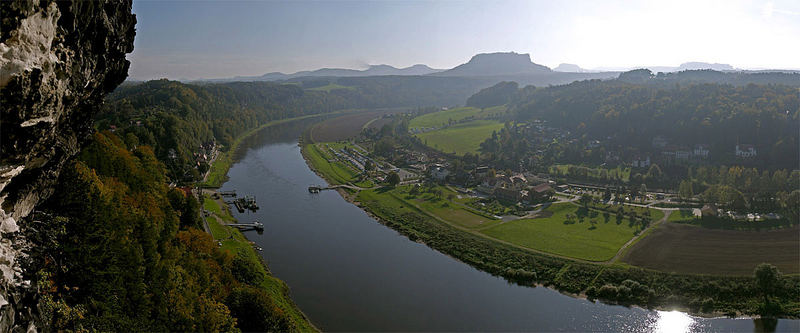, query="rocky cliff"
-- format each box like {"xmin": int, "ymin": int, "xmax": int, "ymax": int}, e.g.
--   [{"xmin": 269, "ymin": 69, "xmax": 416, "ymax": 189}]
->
[{"xmin": 0, "ymin": 1, "xmax": 135, "ymax": 330}]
